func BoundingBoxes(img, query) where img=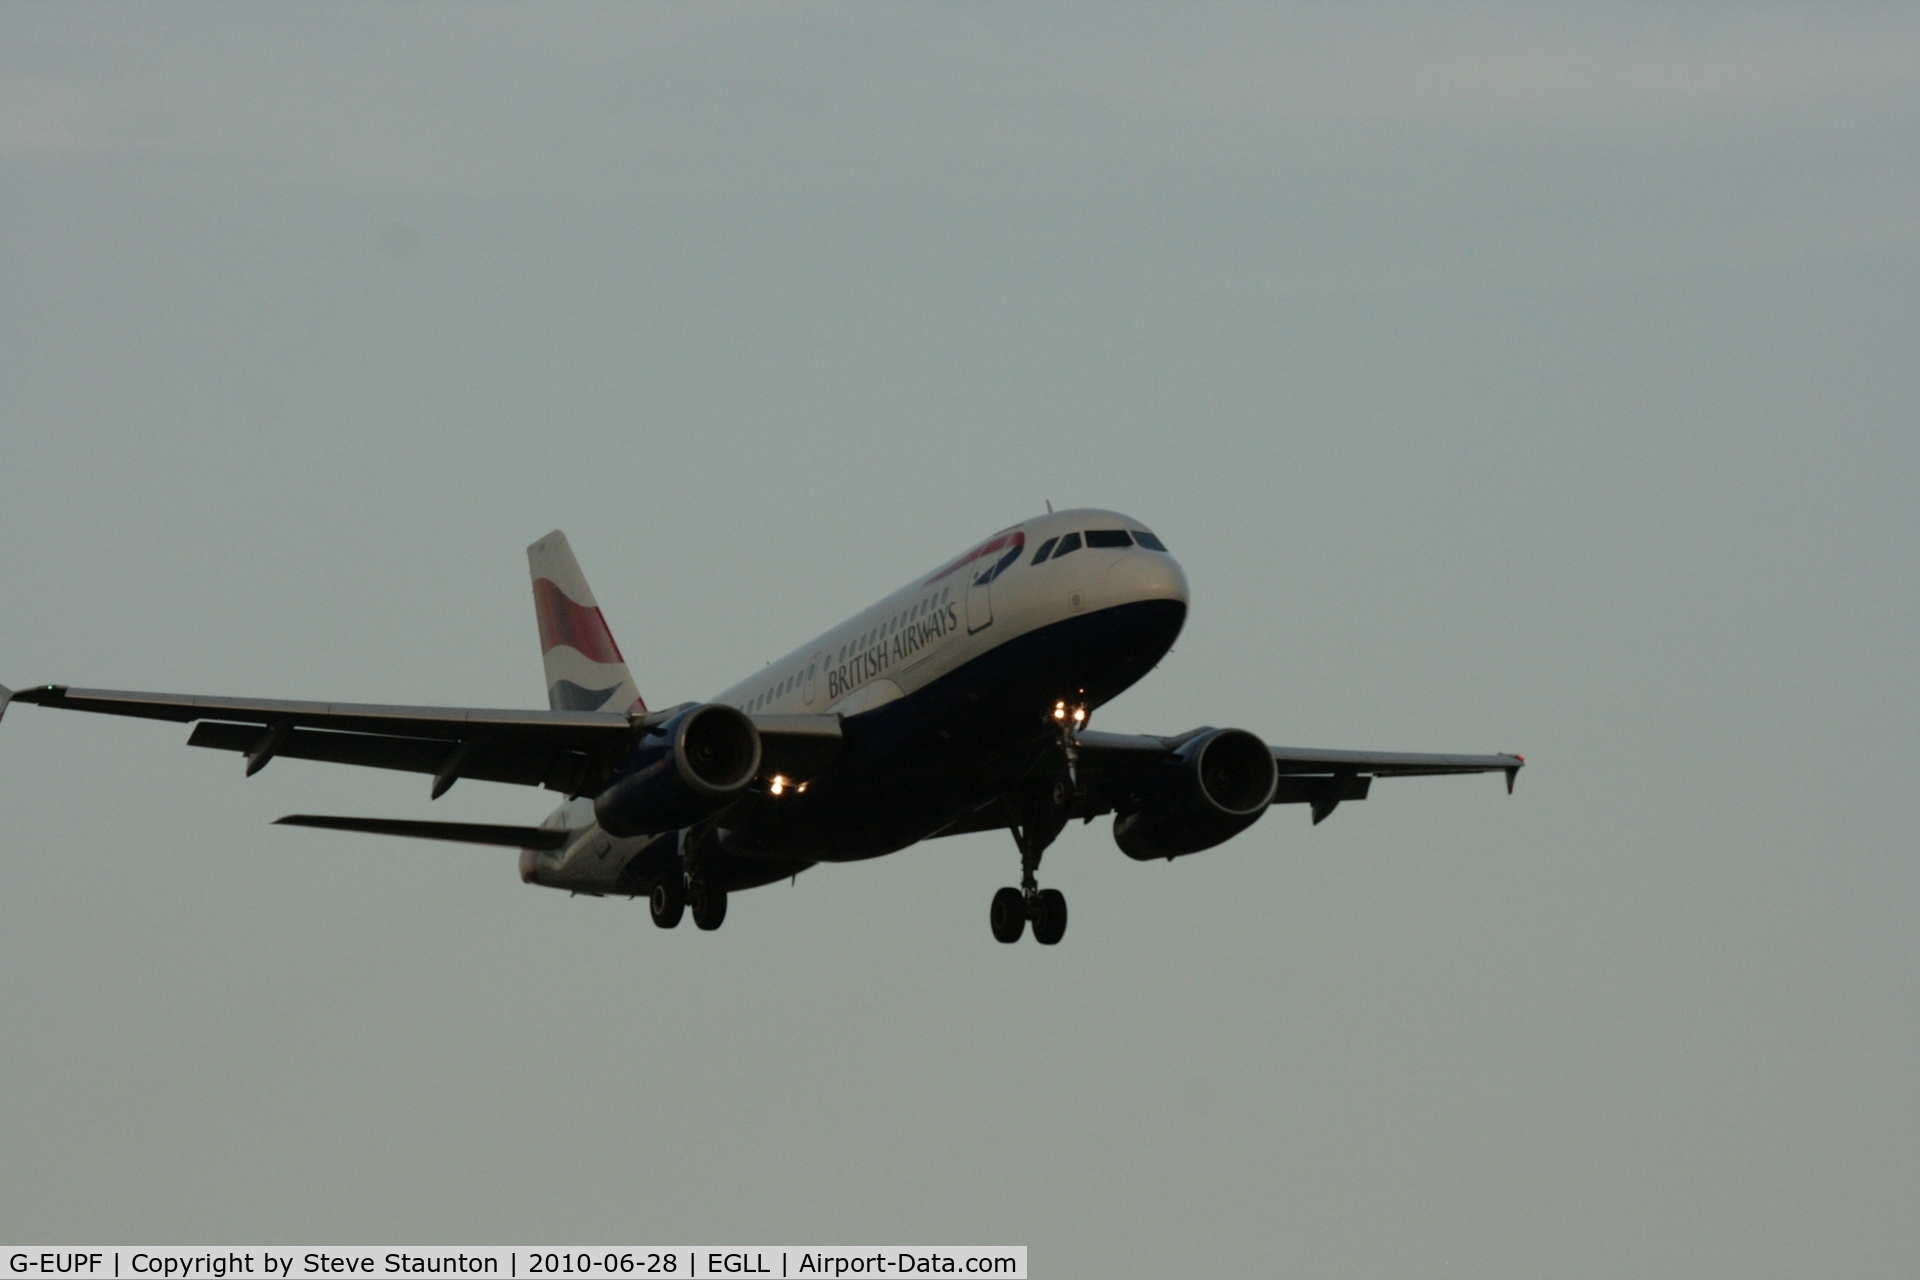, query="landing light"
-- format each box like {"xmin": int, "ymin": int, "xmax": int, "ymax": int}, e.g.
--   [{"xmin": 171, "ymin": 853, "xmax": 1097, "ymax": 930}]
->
[
  {"xmin": 769, "ymin": 774, "xmax": 789, "ymax": 796},
  {"xmin": 1072, "ymin": 708, "xmax": 1087, "ymax": 723}
]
